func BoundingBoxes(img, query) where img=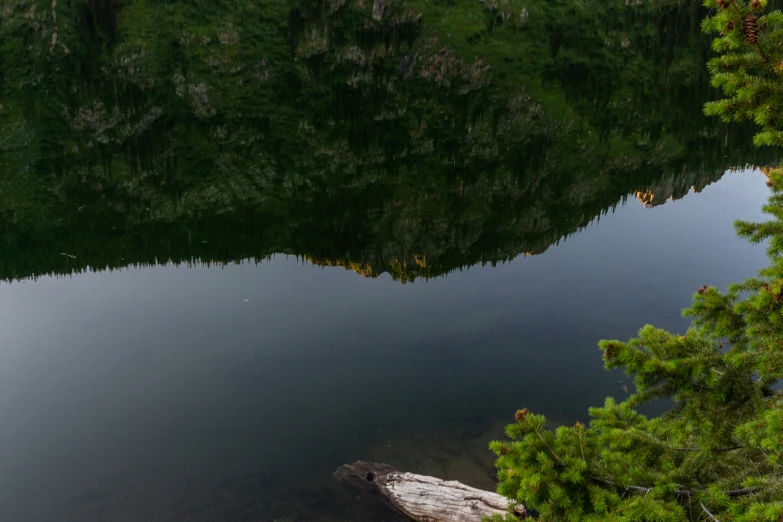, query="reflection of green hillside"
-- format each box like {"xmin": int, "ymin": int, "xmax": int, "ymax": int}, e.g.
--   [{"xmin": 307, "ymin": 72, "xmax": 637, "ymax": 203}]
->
[{"xmin": 0, "ymin": 0, "xmax": 776, "ymax": 282}]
